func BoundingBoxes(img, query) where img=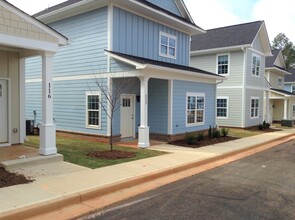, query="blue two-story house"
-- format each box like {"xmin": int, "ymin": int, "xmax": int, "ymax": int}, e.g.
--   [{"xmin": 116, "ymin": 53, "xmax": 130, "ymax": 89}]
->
[{"xmin": 25, "ymin": 0, "xmax": 223, "ymax": 147}]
